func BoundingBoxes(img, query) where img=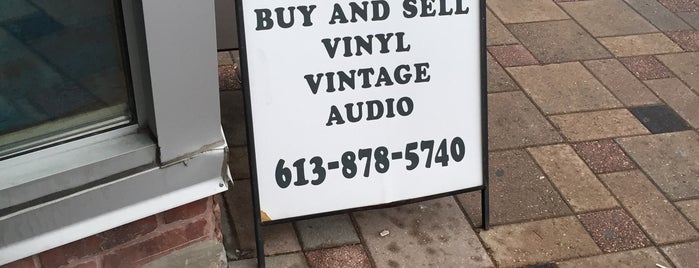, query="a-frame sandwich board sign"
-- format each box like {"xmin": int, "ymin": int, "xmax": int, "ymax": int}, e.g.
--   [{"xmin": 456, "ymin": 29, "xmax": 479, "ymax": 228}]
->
[{"xmin": 235, "ymin": 0, "xmax": 488, "ymax": 266}]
